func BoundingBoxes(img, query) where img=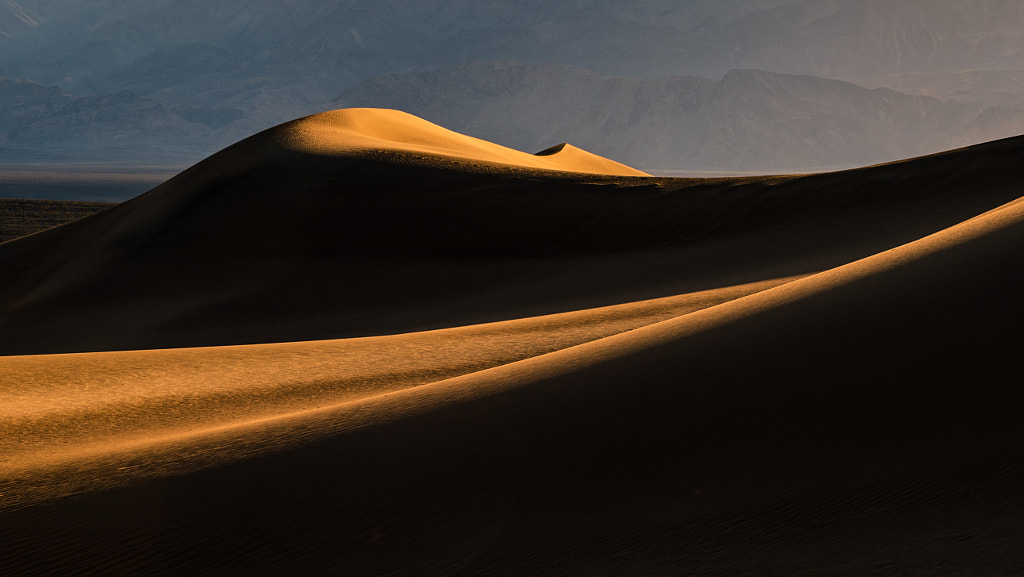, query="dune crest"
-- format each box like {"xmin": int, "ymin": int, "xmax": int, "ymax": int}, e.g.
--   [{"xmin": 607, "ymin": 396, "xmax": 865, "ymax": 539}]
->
[
  {"xmin": 4, "ymin": 111, "xmax": 1024, "ymax": 573},
  {"xmin": 0, "ymin": 275, "xmax": 801, "ymax": 511},
  {"xmin": 277, "ymin": 108, "xmax": 650, "ymax": 176}
]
